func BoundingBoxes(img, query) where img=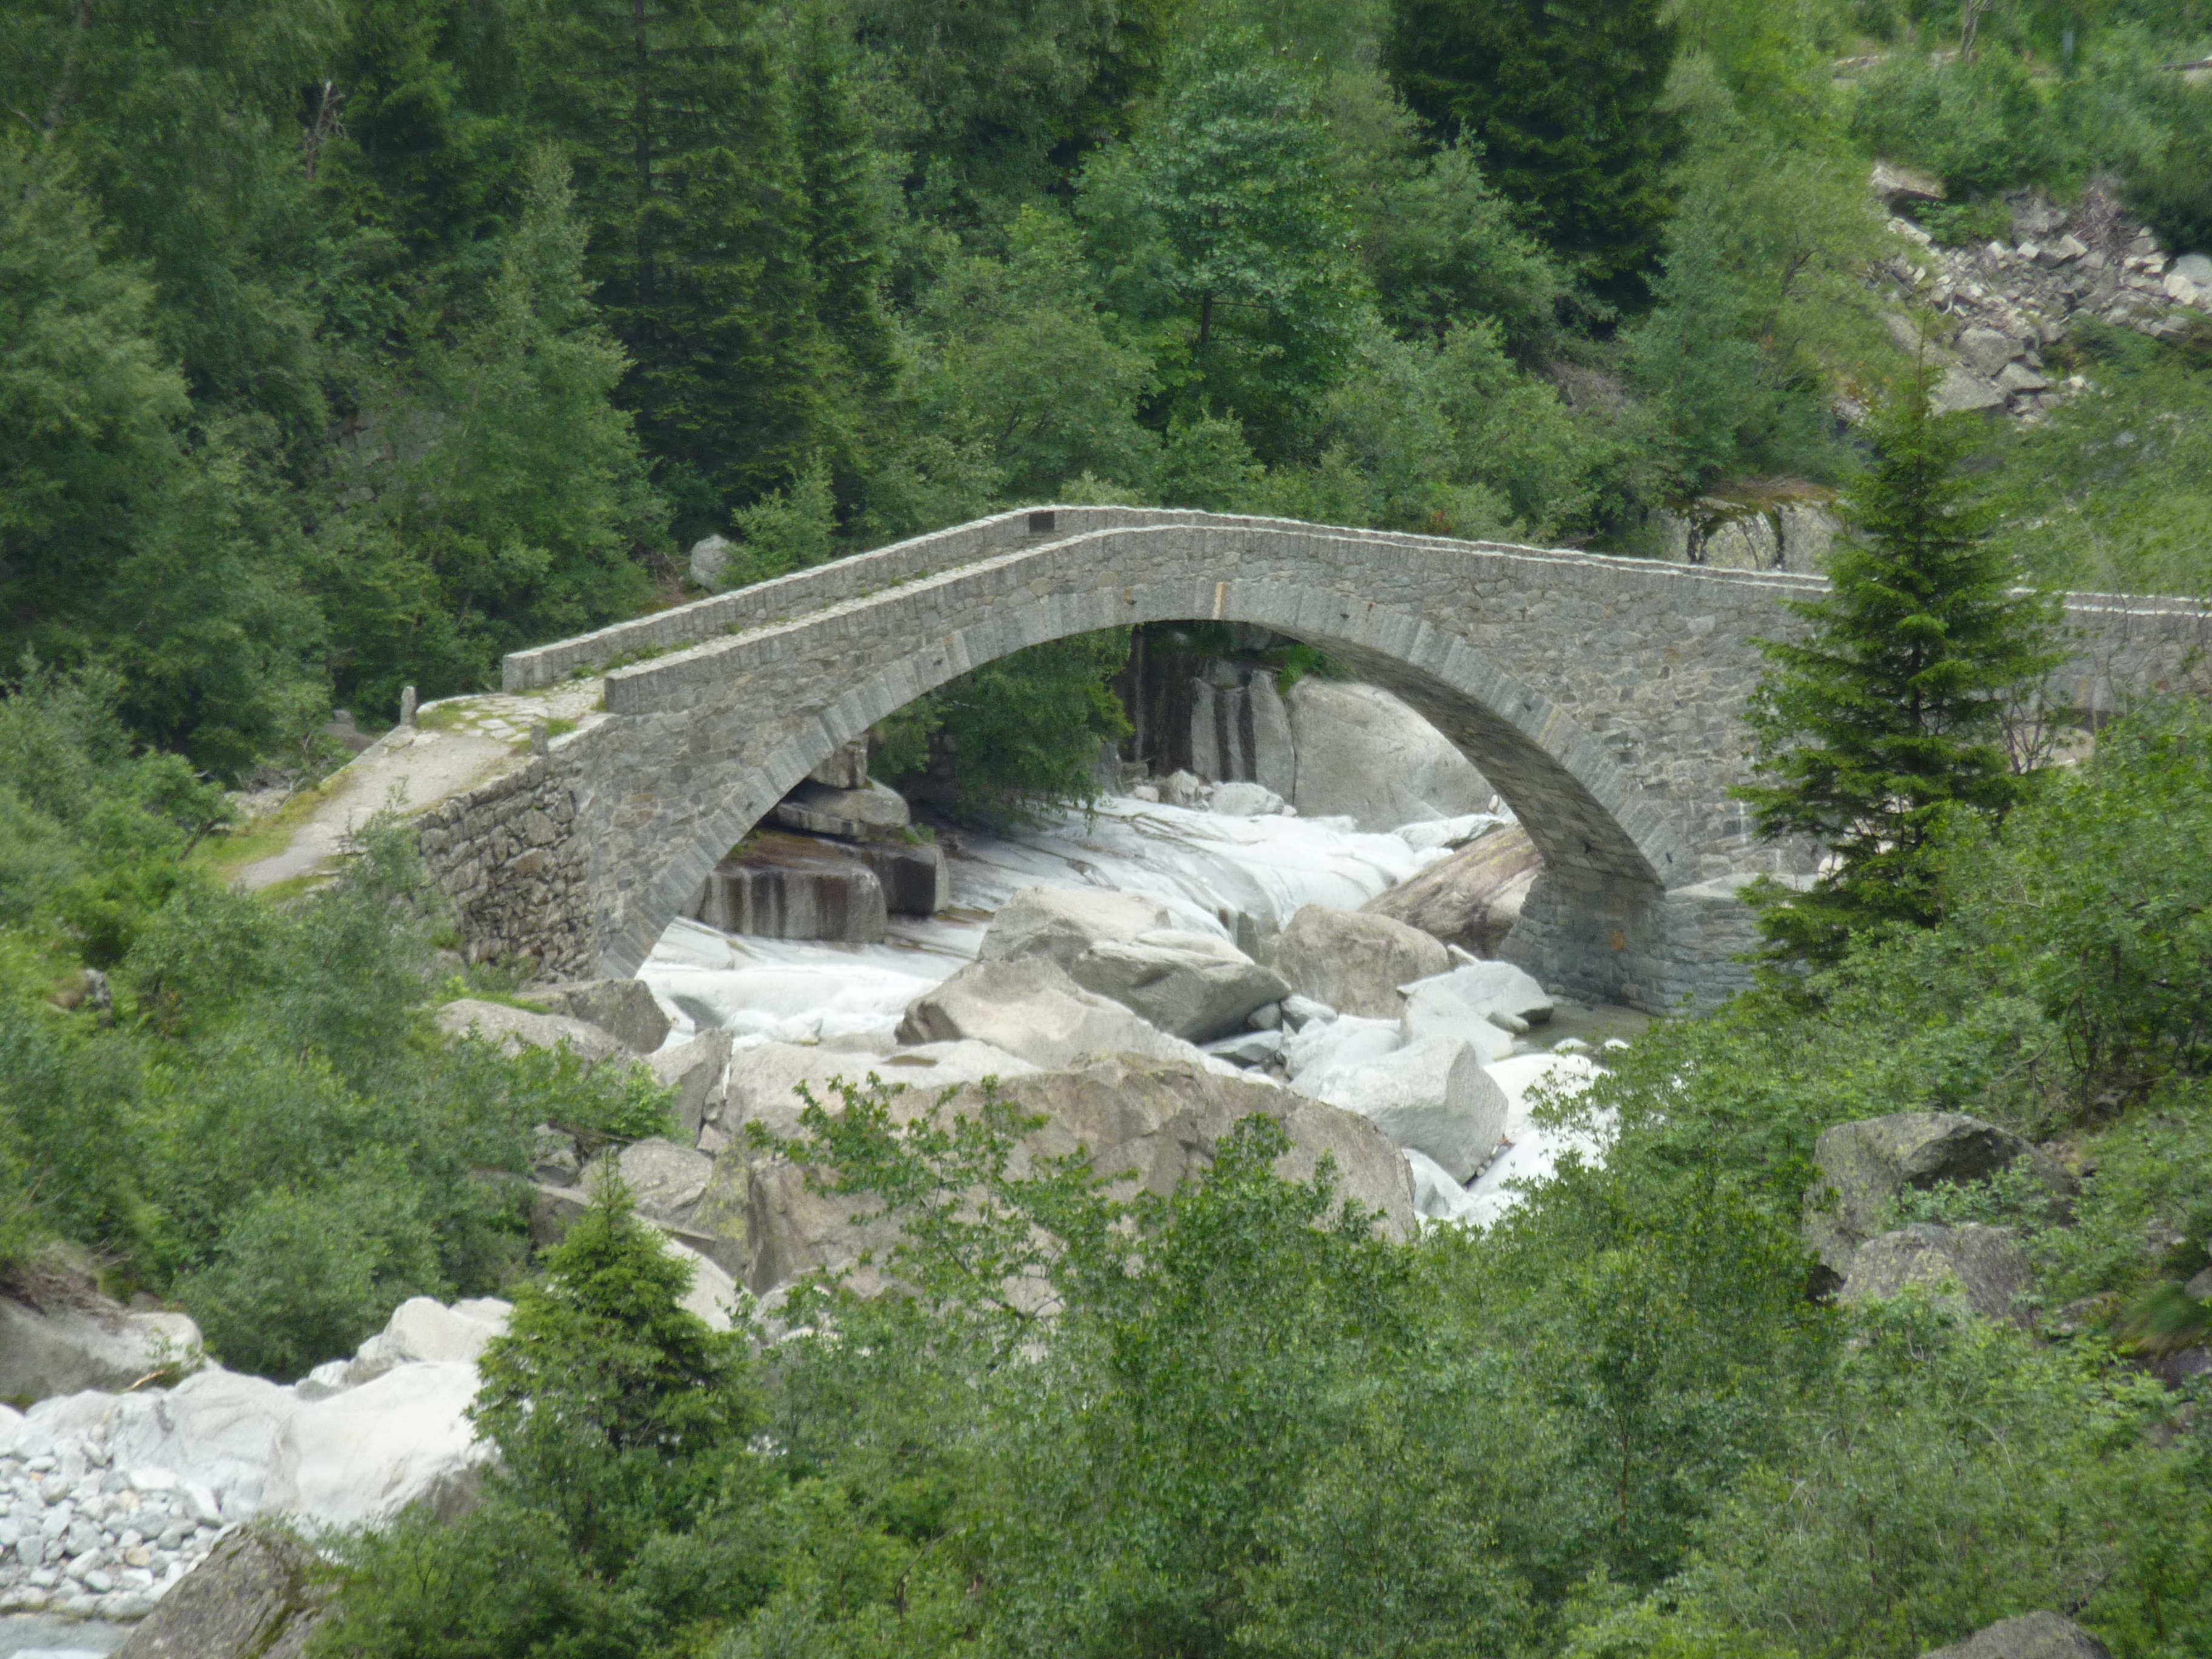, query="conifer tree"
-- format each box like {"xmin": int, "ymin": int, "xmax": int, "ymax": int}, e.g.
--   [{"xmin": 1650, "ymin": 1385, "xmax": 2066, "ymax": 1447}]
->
[
  {"xmin": 1381, "ymin": 0, "xmax": 1681, "ymax": 303},
  {"xmin": 1737, "ymin": 372, "xmax": 2062, "ymax": 963},
  {"xmin": 526, "ymin": 0, "xmax": 830, "ymax": 508}
]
